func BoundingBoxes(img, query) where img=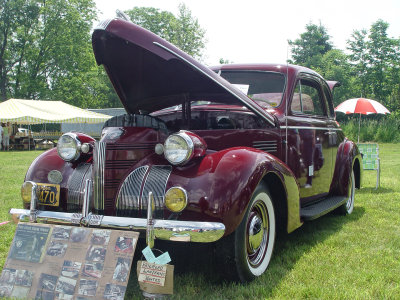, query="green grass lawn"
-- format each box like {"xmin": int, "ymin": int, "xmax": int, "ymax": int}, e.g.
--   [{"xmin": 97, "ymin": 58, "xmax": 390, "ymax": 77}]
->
[{"xmin": 1, "ymin": 146, "xmax": 399, "ymax": 299}]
